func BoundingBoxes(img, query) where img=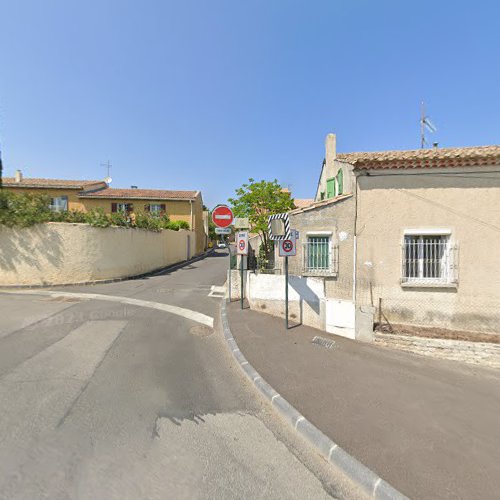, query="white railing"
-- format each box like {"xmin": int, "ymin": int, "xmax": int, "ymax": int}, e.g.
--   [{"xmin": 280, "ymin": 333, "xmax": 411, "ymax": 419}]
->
[
  {"xmin": 402, "ymin": 237, "xmax": 458, "ymax": 284},
  {"xmin": 302, "ymin": 239, "xmax": 338, "ymax": 275}
]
